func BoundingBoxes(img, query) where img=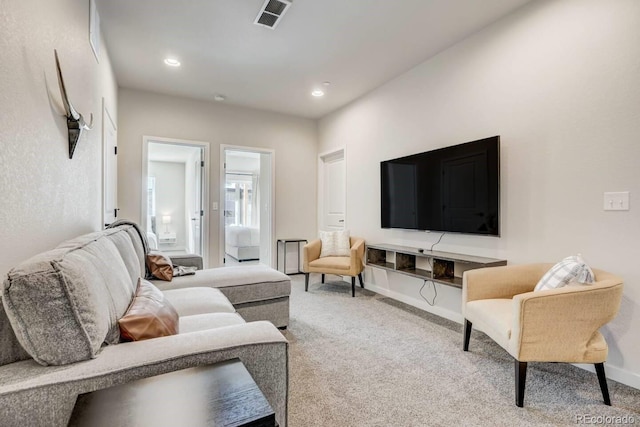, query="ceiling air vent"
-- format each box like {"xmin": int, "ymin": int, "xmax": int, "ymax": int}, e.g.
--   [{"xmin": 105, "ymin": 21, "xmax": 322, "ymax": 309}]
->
[{"xmin": 254, "ymin": 0, "xmax": 292, "ymax": 30}]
